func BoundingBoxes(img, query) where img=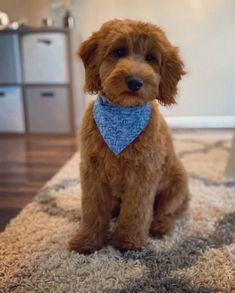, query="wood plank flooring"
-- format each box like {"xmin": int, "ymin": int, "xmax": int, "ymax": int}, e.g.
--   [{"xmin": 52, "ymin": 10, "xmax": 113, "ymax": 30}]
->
[{"xmin": 0, "ymin": 135, "xmax": 77, "ymax": 231}]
